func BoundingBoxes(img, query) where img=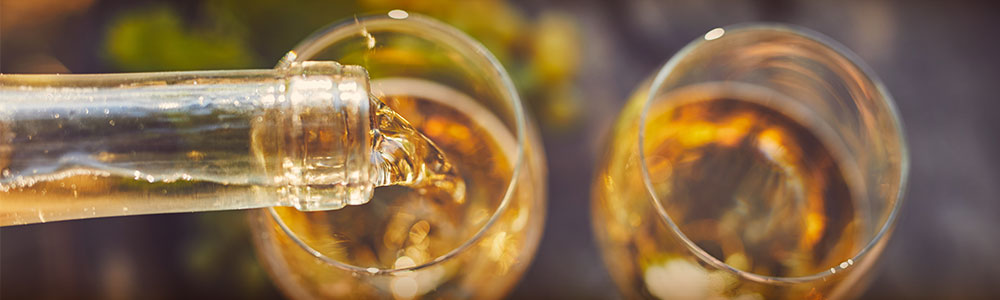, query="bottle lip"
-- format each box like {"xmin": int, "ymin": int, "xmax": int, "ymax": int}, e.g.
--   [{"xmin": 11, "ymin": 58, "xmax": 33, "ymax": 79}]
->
[
  {"xmin": 267, "ymin": 12, "xmax": 530, "ymax": 275},
  {"xmin": 636, "ymin": 23, "xmax": 909, "ymax": 285},
  {"xmin": 277, "ymin": 61, "xmax": 374, "ymax": 211}
]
